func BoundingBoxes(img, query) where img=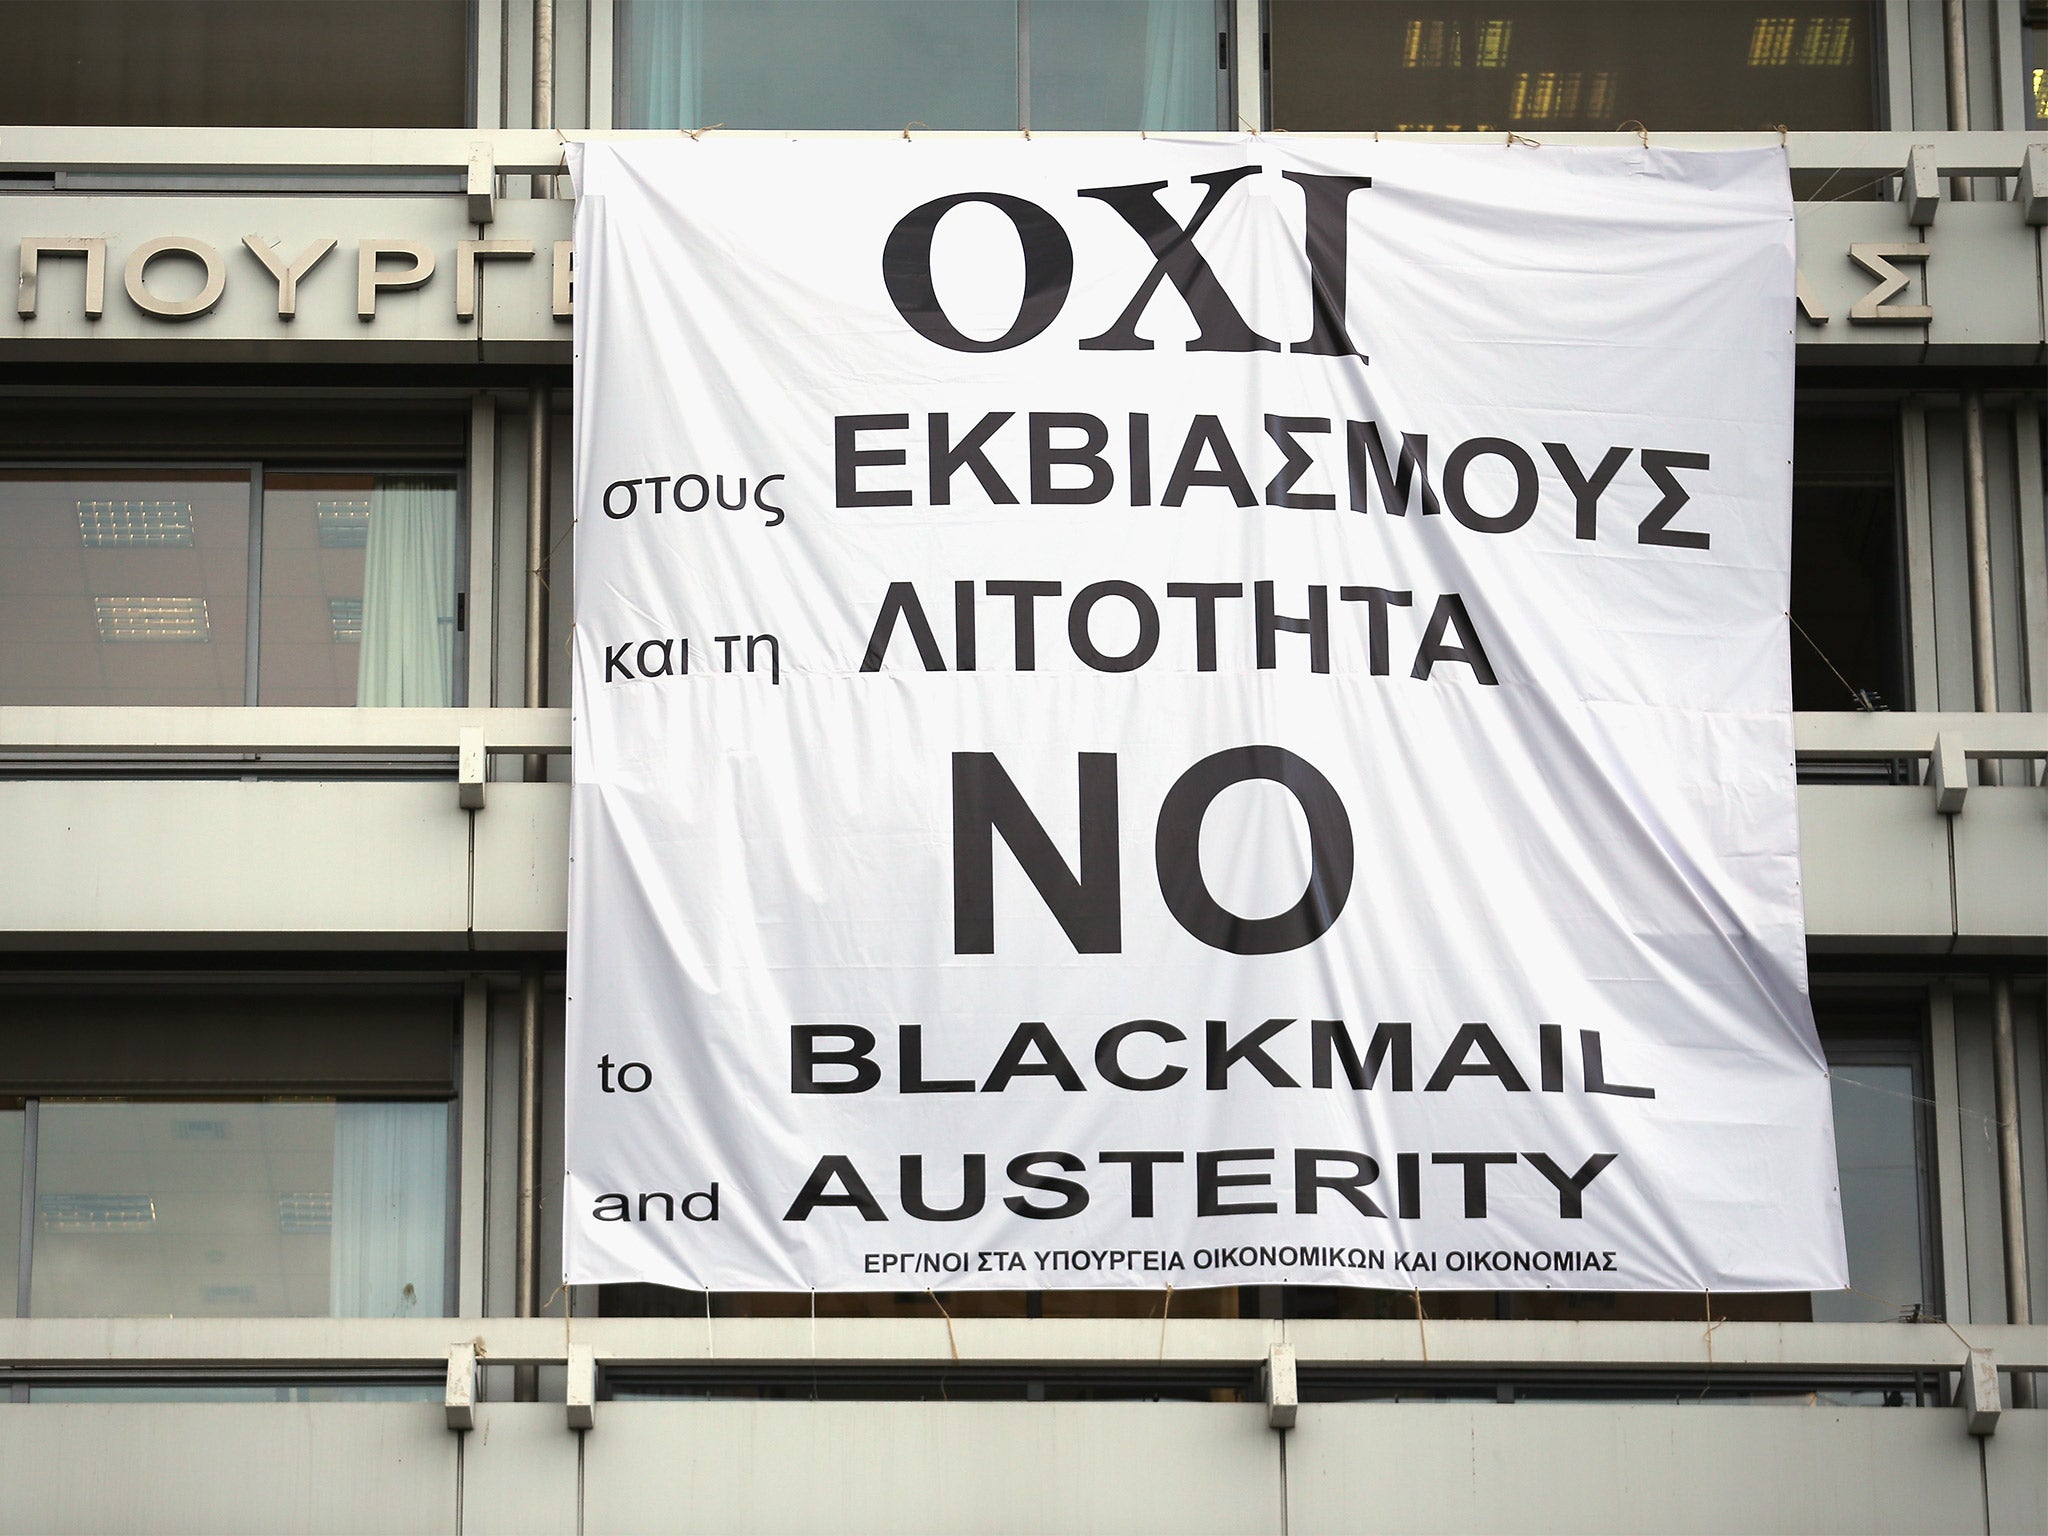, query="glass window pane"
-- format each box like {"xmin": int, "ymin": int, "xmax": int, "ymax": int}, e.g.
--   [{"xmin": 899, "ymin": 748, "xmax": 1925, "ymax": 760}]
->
[
  {"xmin": 259, "ymin": 472, "xmax": 460, "ymax": 707},
  {"xmin": 1791, "ymin": 415, "xmax": 1905, "ymax": 712},
  {"xmin": 1030, "ymin": 1, "xmax": 1224, "ymax": 130},
  {"xmin": 28, "ymin": 1100, "xmax": 448, "ymax": 1319},
  {"xmin": 1814, "ymin": 1064, "xmax": 1930, "ymax": 1322},
  {"xmin": 0, "ymin": 1, "xmax": 470, "ymax": 127},
  {"xmin": 0, "ymin": 469, "xmax": 251, "ymax": 707},
  {"xmin": 1270, "ymin": 2, "xmax": 1880, "ymax": 132},
  {"xmin": 618, "ymin": 0, "xmax": 1020, "ymax": 131},
  {"xmin": 0, "ymin": 1105, "xmax": 20, "ymax": 1319}
]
